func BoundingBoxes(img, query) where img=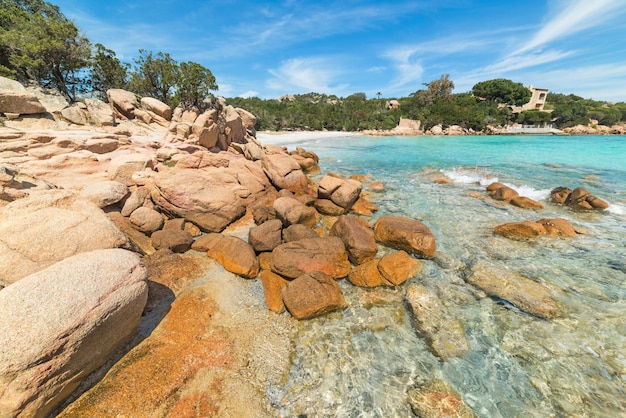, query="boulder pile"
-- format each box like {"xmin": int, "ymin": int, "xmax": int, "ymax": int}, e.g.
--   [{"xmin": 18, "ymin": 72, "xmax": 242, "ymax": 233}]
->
[{"xmin": 550, "ymin": 186, "xmax": 609, "ymax": 210}]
